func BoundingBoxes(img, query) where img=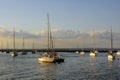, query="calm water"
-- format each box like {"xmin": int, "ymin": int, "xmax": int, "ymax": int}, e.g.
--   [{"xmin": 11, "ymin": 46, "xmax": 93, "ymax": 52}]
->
[{"xmin": 0, "ymin": 52, "xmax": 120, "ymax": 80}]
